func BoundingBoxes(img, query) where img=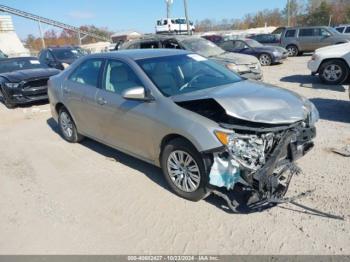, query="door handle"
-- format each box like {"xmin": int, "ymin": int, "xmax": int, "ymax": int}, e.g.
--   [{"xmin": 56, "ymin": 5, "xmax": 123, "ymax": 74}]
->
[
  {"xmin": 63, "ymin": 87, "xmax": 70, "ymax": 94},
  {"xmin": 97, "ymin": 97, "xmax": 107, "ymax": 105}
]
